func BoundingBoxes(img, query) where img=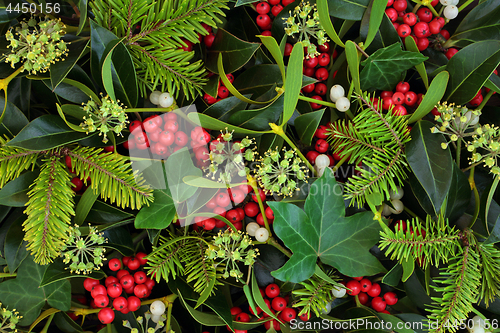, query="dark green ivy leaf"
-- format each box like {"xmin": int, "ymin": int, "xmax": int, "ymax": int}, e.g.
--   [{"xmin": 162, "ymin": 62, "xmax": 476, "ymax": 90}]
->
[
  {"xmin": 360, "ymin": 43, "xmax": 427, "ymax": 91},
  {"xmin": 267, "ymin": 169, "xmax": 385, "ymax": 283}
]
